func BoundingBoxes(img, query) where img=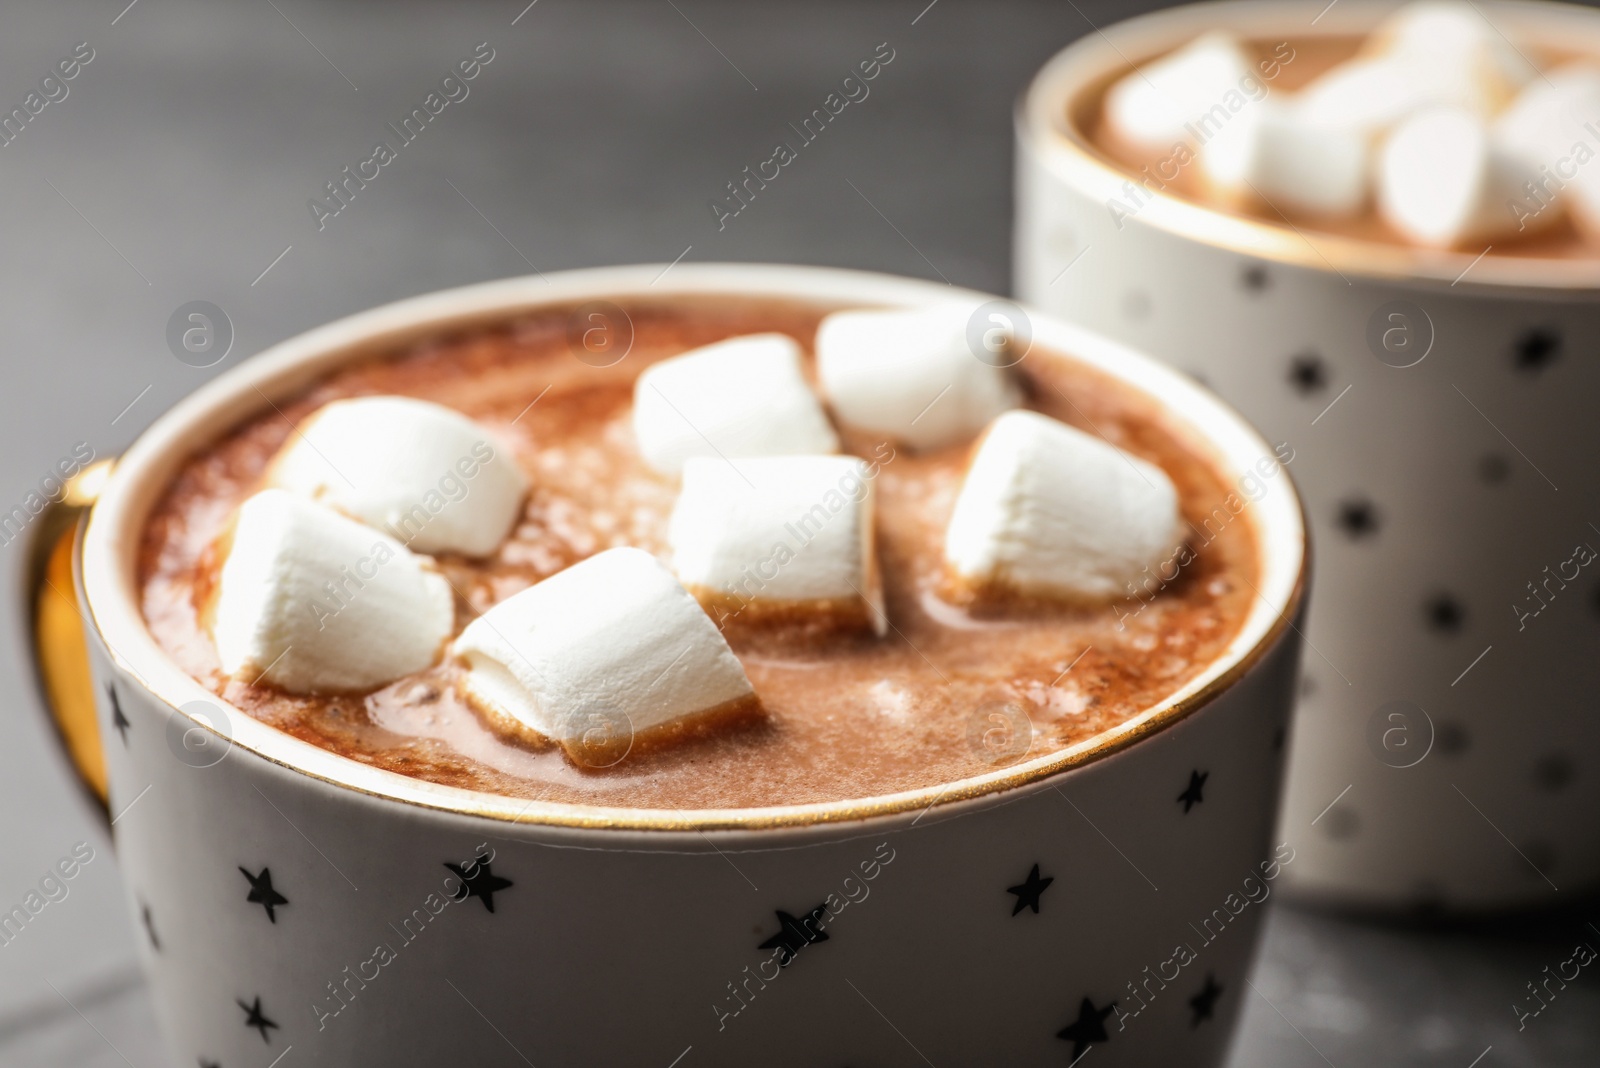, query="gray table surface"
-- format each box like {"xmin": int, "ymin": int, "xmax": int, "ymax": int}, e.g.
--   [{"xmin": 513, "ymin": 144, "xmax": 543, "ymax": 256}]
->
[{"xmin": 0, "ymin": 1, "xmax": 1594, "ymax": 1064}]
